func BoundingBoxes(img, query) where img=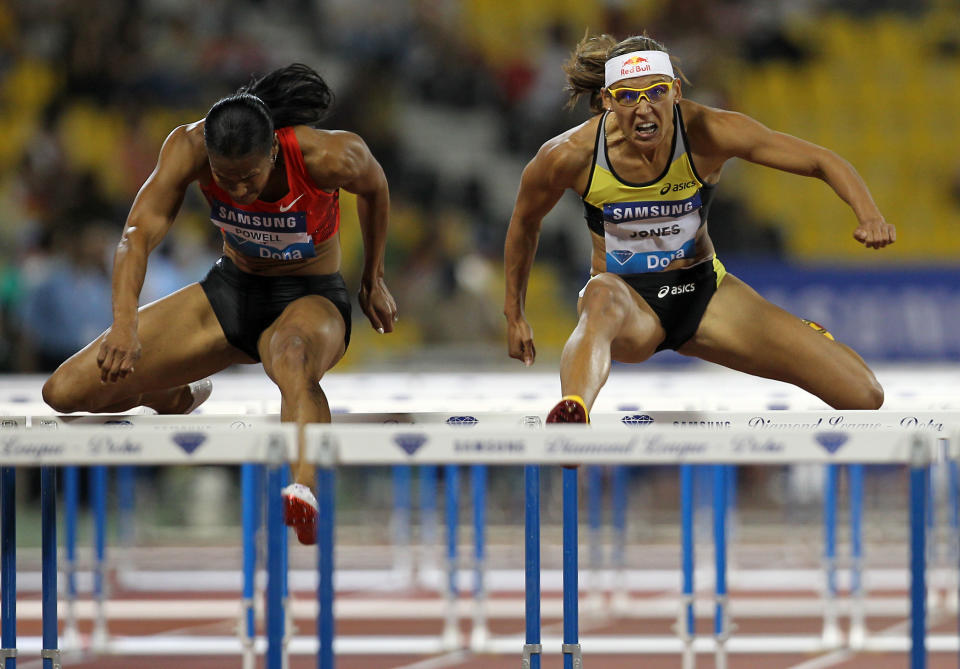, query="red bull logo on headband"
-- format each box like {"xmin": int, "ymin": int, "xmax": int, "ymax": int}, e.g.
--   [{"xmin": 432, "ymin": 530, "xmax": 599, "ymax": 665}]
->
[
  {"xmin": 606, "ymin": 51, "xmax": 675, "ymax": 87},
  {"xmin": 621, "ymin": 55, "xmax": 652, "ymax": 77}
]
